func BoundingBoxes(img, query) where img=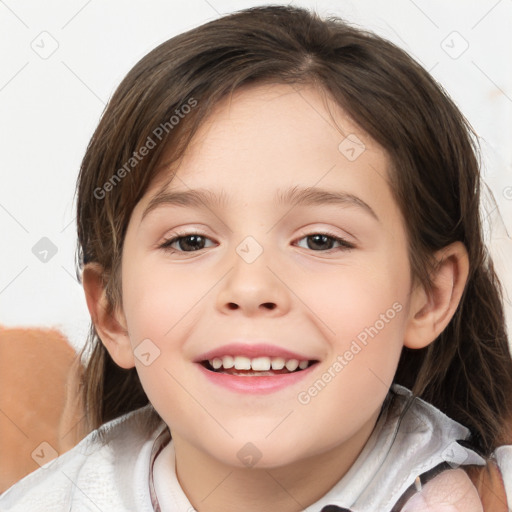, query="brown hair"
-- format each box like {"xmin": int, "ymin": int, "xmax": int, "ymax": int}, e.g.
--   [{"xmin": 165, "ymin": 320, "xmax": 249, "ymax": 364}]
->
[{"xmin": 76, "ymin": 5, "xmax": 512, "ymax": 456}]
